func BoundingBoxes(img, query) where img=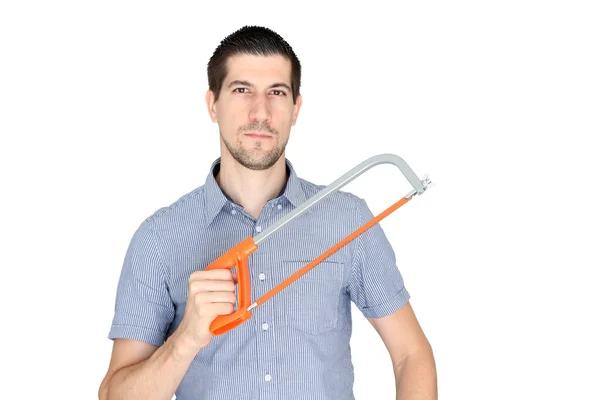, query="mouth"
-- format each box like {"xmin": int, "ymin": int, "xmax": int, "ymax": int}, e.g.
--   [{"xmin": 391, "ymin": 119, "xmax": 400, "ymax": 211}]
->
[{"xmin": 244, "ymin": 131, "xmax": 273, "ymax": 140}]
